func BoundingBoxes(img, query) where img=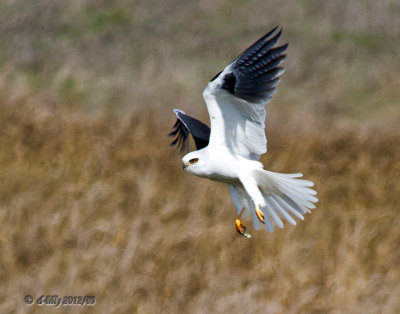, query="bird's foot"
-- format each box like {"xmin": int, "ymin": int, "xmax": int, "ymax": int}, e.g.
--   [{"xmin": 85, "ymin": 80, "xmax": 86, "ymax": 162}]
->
[
  {"xmin": 235, "ymin": 208, "xmax": 251, "ymax": 238},
  {"xmin": 235, "ymin": 218, "xmax": 245, "ymax": 235},
  {"xmin": 255, "ymin": 204, "xmax": 265, "ymax": 224},
  {"xmin": 235, "ymin": 218, "xmax": 251, "ymax": 238}
]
